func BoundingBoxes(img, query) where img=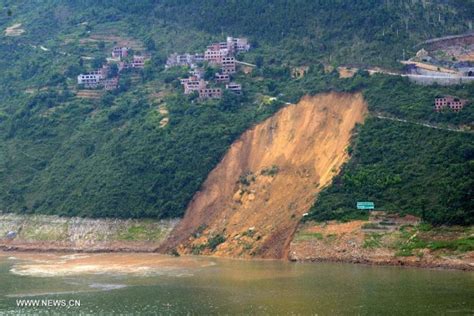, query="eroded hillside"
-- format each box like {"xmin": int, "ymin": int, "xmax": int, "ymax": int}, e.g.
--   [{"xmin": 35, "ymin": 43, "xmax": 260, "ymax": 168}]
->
[
  {"xmin": 0, "ymin": 213, "xmax": 177, "ymax": 252},
  {"xmin": 162, "ymin": 92, "xmax": 368, "ymax": 258}
]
